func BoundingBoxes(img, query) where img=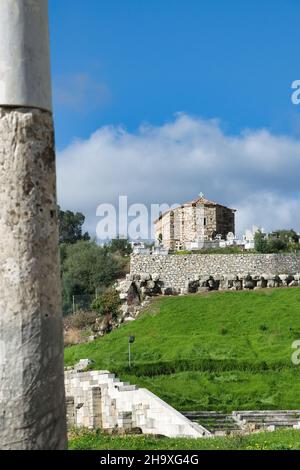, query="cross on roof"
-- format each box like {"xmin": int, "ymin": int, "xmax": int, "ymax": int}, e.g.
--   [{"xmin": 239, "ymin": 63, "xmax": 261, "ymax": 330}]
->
[{"xmin": 199, "ymin": 192, "xmax": 205, "ymax": 198}]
